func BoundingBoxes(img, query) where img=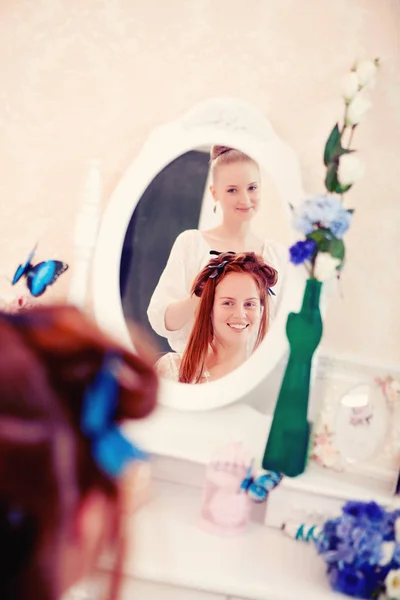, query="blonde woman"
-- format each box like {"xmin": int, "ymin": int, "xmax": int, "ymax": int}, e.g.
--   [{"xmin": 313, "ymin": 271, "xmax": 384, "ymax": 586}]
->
[{"xmin": 147, "ymin": 145, "xmax": 286, "ymax": 352}]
